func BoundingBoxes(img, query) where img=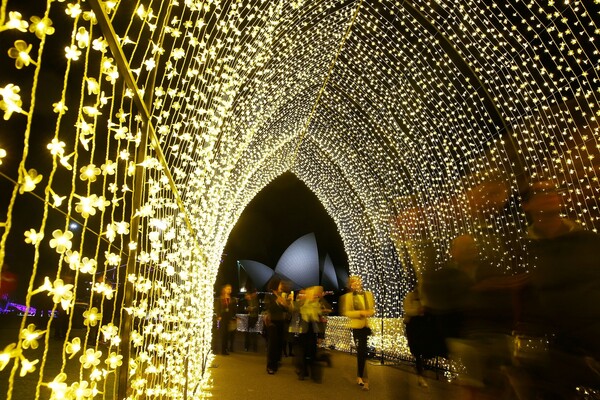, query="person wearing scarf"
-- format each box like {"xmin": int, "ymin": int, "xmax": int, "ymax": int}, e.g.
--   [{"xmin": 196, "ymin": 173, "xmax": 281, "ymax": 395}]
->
[{"xmin": 340, "ymin": 275, "xmax": 375, "ymax": 390}]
